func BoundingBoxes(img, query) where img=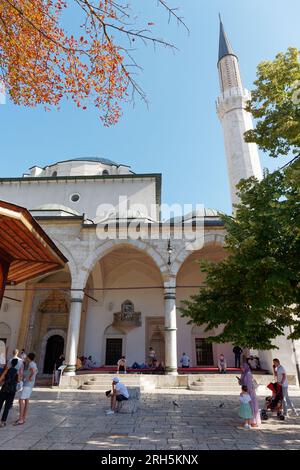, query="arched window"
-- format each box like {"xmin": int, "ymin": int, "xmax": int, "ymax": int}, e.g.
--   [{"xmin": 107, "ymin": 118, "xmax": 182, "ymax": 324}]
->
[
  {"xmin": 102, "ymin": 169, "xmax": 109, "ymax": 175},
  {"xmin": 51, "ymin": 171, "xmax": 58, "ymax": 177}
]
